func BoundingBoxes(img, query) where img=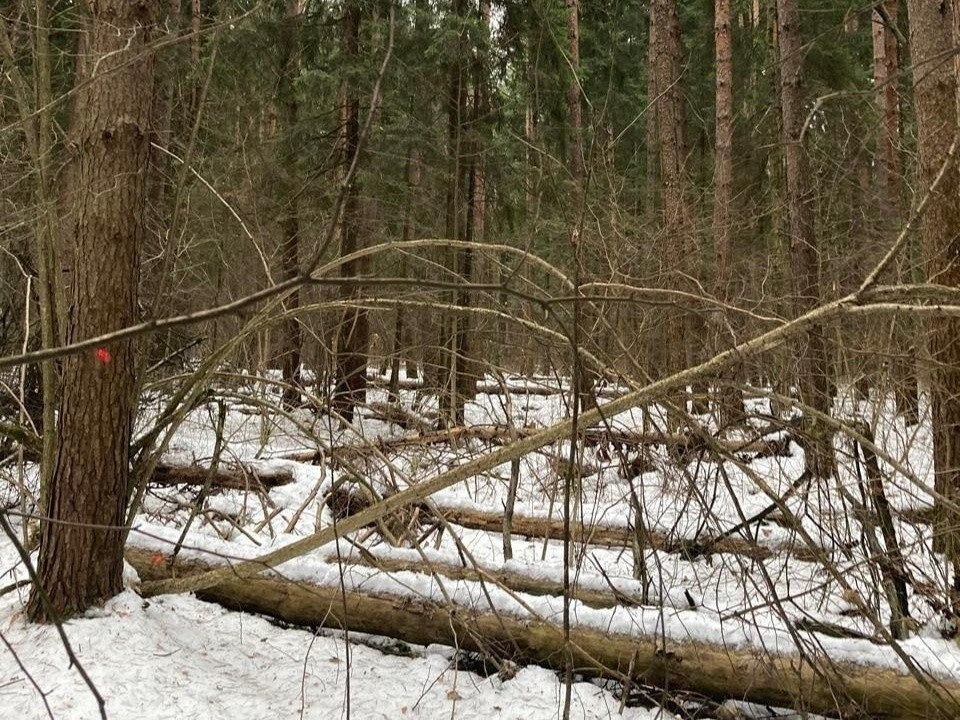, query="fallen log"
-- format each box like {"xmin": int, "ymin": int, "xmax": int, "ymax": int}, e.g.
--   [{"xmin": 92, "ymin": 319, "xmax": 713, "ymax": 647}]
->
[
  {"xmin": 321, "ymin": 481, "xmax": 819, "ymax": 563},
  {"xmin": 126, "ymin": 547, "xmax": 960, "ymax": 719},
  {"xmin": 432, "ymin": 504, "xmax": 821, "ymax": 562},
  {"xmin": 150, "ymin": 463, "xmax": 295, "ymax": 491},
  {"xmin": 281, "ymin": 425, "xmax": 790, "ymax": 465},
  {"xmin": 326, "ymin": 549, "xmax": 640, "ymax": 609},
  {"xmin": 364, "ymin": 375, "xmax": 623, "ymax": 398},
  {"xmin": 361, "ymin": 402, "xmax": 436, "ymax": 432}
]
